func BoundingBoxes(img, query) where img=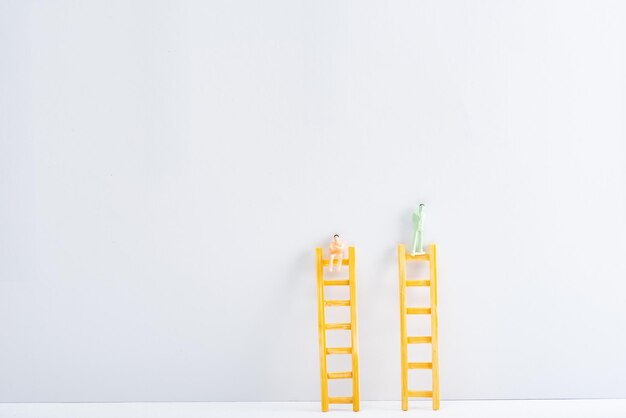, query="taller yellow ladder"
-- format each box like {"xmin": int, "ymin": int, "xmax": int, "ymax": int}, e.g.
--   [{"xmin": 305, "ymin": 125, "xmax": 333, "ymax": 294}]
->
[
  {"xmin": 398, "ymin": 243, "xmax": 440, "ymax": 411},
  {"xmin": 316, "ymin": 246, "xmax": 360, "ymax": 412}
]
